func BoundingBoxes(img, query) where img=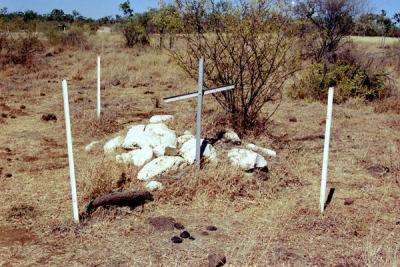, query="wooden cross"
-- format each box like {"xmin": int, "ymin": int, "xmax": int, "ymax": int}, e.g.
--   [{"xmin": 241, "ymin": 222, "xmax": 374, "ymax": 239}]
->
[{"xmin": 163, "ymin": 57, "xmax": 235, "ymax": 169}]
